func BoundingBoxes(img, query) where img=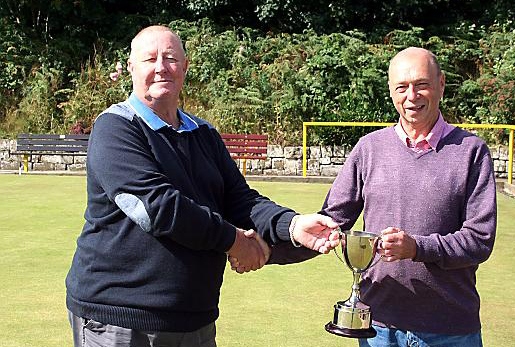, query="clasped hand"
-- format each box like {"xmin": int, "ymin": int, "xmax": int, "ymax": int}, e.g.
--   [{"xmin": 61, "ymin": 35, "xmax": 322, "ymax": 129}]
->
[
  {"xmin": 227, "ymin": 214, "xmax": 340, "ymax": 274},
  {"xmin": 377, "ymin": 227, "xmax": 417, "ymax": 261},
  {"xmin": 226, "ymin": 229, "xmax": 270, "ymax": 274}
]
